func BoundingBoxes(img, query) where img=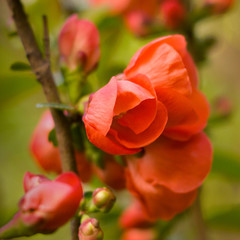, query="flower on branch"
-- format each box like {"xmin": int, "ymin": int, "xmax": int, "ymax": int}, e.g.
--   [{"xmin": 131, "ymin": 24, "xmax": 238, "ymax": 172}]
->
[
  {"xmin": 58, "ymin": 14, "xmax": 100, "ymax": 74},
  {"xmin": 83, "ymin": 35, "xmax": 210, "ymax": 155},
  {"xmin": 0, "ymin": 172, "xmax": 83, "ymax": 238}
]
